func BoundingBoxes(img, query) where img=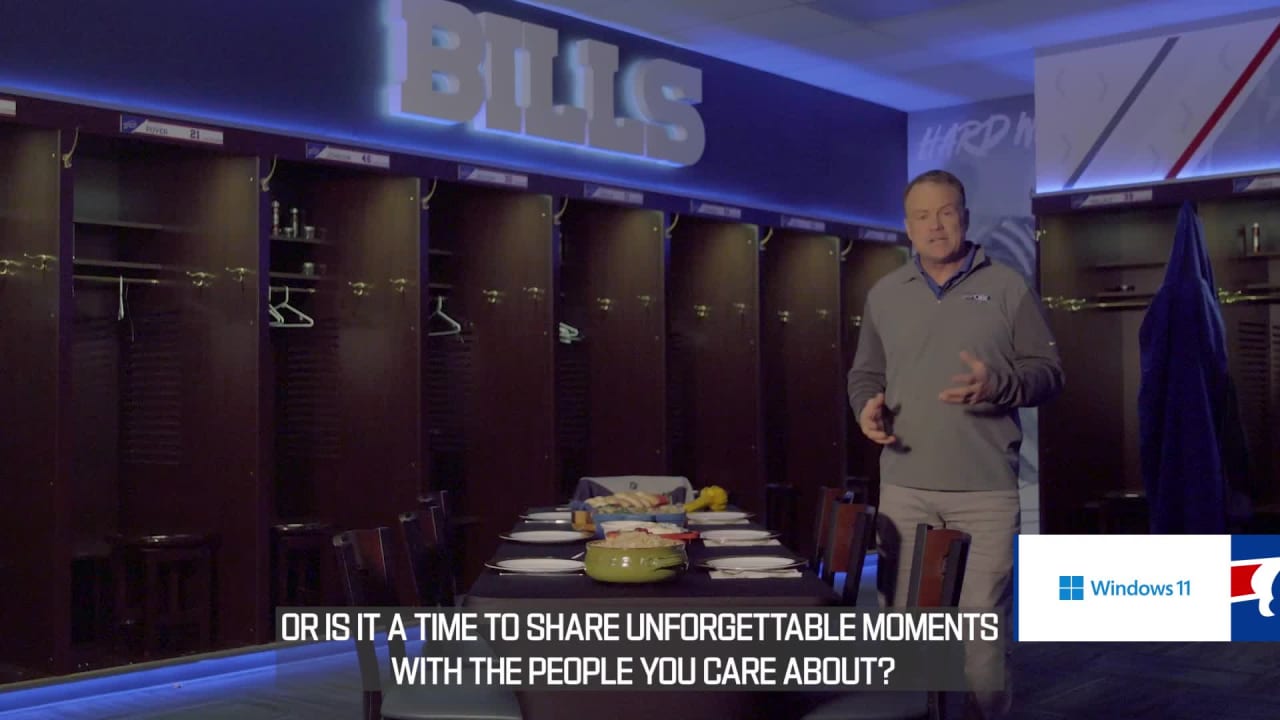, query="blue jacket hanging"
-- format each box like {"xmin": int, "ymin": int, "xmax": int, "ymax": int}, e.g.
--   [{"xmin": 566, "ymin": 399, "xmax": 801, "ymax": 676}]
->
[{"xmin": 1137, "ymin": 201, "xmax": 1231, "ymax": 533}]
